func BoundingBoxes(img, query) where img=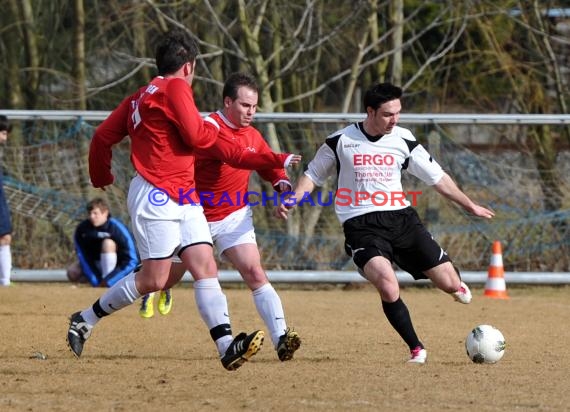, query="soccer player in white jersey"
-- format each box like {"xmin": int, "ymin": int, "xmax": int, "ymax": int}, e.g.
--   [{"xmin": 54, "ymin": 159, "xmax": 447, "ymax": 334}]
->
[{"xmin": 276, "ymin": 82, "xmax": 495, "ymax": 363}]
